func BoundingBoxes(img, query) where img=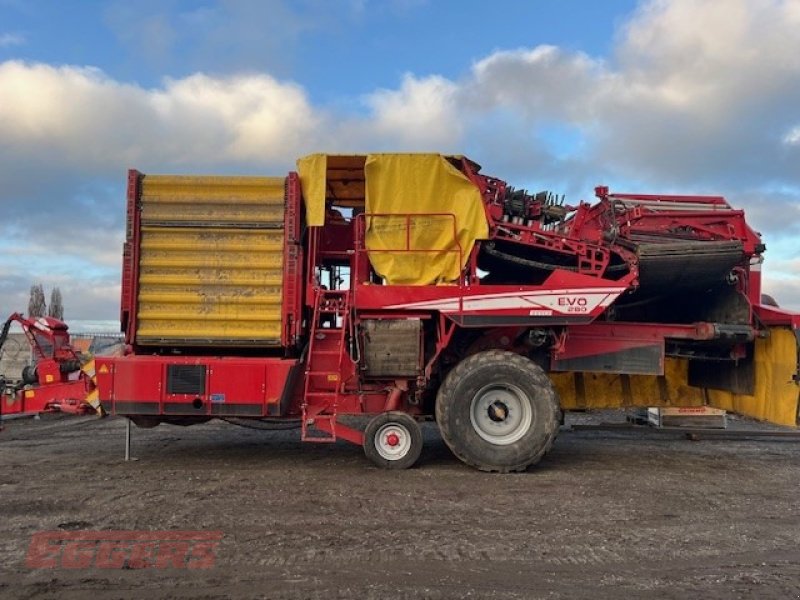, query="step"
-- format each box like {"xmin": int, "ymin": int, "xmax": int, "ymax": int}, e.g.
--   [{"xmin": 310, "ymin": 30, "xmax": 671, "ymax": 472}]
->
[{"xmin": 301, "ymin": 414, "xmax": 338, "ymax": 443}]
